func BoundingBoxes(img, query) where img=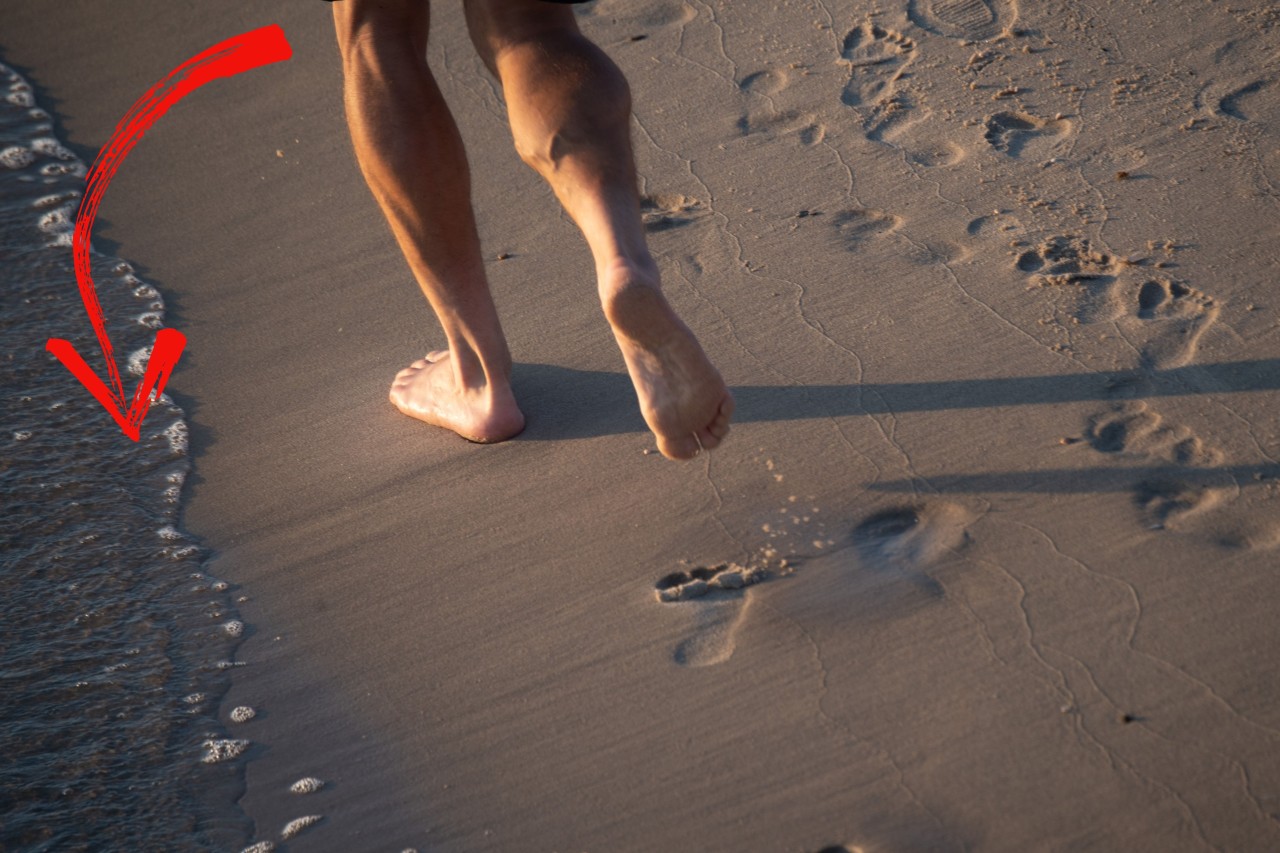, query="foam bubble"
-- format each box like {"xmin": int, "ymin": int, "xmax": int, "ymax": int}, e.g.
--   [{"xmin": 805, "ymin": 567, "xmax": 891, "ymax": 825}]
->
[
  {"xmin": 28, "ymin": 107, "xmax": 49, "ymax": 119},
  {"xmin": 289, "ymin": 777, "xmax": 324, "ymax": 794},
  {"xmin": 281, "ymin": 815, "xmax": 322, "ymax": 840},
  {"xmin": 222, "ymin": 620, "xmax": 244, "ymax": 638},
  {"xmin": 229, "ymin": 705, "xmax": 256, "ymax": 723},
  {"xmin": 31, "ymin": 137, "xmax": 75, "ymax": 160},
  {"xmin": 127, "ymin": 347, "xmax": 152, "ymax": 377},
  {"xmin": 201, "ymin": 738, "xmax": 250, "ymax": 763},
  {"xmin": 136, "ymin": 312, "xmax": 163, "ymax": 329},
  {"xmin": 13, "ymin": 430, "xmax": 32, "ymax": 441},
  {"xmin": 184, "ymin": 693, "xmax": 207, "ymax": 705},
  {"xmin": 33, "ymin": 192, "xmax": 79, "ymax": 208},
  {"xmin": 39, "ymin": 162, "xmax": 86, "ymax": 177},
  {"xmin": 163, "ymin": 422, "xmax": 188, "ymax": 455},
  {"xmin": 158, "ymin": 525, "xmax": 182, "ymax": 541},
  {"xmin": 133, "ymin": 284, "xmax": 160, "ymax": 300},
  {"xmin": 0, "ymin": 146, "xmax": 33, "ymax": 169},
  {"xmin": 7, "ymin": 90, "xmax": 34, "ymax": 107},
  {"xmin": 211, "ymin": 581, "xmax": 229, "ymax": 593},
  {"xmin": 37, "ymin": 204, "xmax": 74, "ymax": 245},
  {"xmin": 240, "ymin": 842, "xmax": 275, "ymax": 853},
  {"xmin": 213, "ymin": 661, "xmax": 246, "ymax": 671}
]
